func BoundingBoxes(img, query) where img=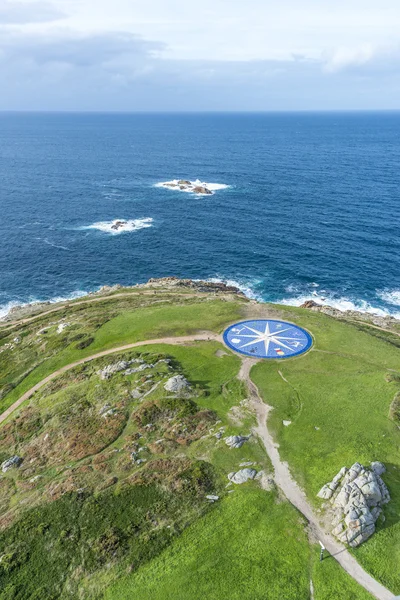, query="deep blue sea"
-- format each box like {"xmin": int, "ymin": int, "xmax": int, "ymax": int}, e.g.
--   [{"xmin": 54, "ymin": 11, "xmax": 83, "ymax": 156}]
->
[{"xmin": 1, "ymin": 112, "xmax": 400, "ymax": 318}]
